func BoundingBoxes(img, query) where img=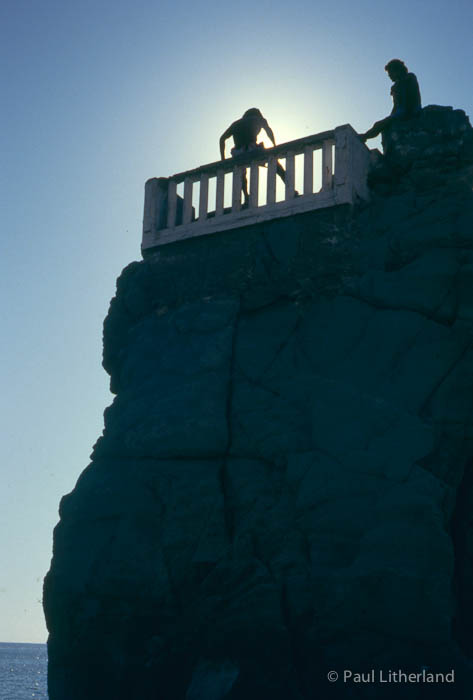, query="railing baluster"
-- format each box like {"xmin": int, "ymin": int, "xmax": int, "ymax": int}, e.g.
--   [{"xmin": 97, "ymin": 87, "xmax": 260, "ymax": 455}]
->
[
  {"xmin": 249, "ymin": 163, "xmax": 259, "ymax": 208},
  {"xmin": 285, "ymin": 152, "xmax": 295, "ymax": 200},
  {"xmin": 303, "ymin": 146, "xmax": 313, "ymax": 195},
  {"xmin": 322, "ymin": 140, "xmax": 333, "ymax": 189},
  {"xmin": 183, "ymin": 178, "xmax": 193, "ymax": 224},
  {"xmin": 199, "ymin": 173, "xmax": 209, "ymax": 221},
  {"xmin": 167, "ymin": 180, "xmax": 177, "ymax": 228},
  {"xmin": 232, "ymin": 166, "xmax": 243, "ymax": 213},
  {"xmin": 267, "ymin": 157, "xmax": 277, "ymax": 205},
  {"xmin": 216, "ymin": 170, "xmax": 225, "ymax": 216}
]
